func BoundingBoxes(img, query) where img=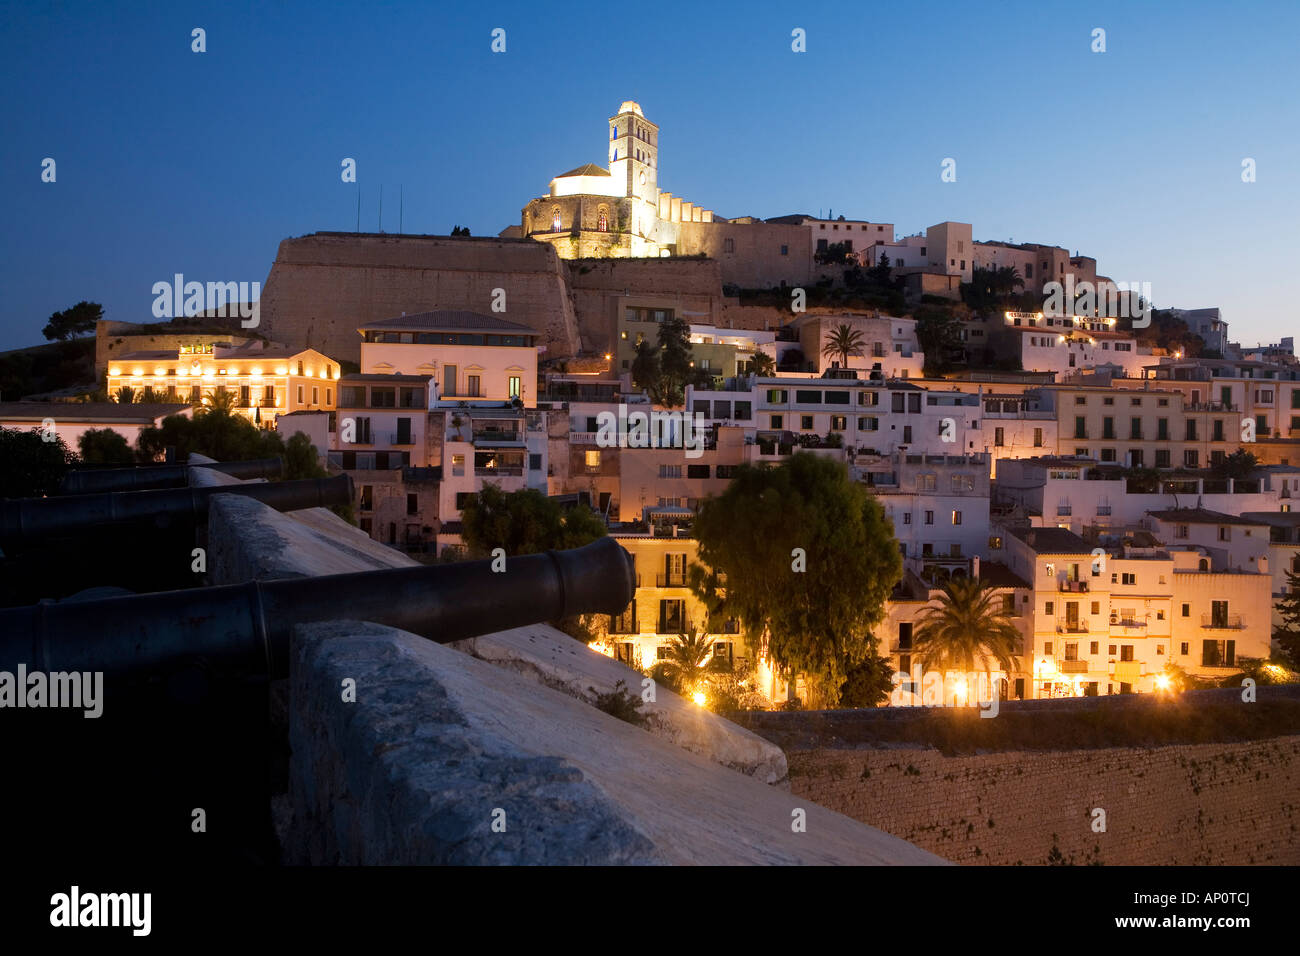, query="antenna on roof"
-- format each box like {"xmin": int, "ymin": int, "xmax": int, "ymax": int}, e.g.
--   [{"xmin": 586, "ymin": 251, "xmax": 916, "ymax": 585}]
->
[
  {"xmin": 379, "ymin": 185, "xmax": 384, "ymax": 233},
  {"xmin": 400, "ymin": 185, "xmax": 404, "ymax": 235},
  {"xmin": 356, "ymin": 184, "xmax": 361, "ymax": 233}
]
